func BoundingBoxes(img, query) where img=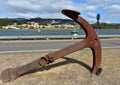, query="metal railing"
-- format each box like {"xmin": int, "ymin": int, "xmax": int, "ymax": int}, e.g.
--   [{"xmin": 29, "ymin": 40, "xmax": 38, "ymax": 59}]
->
[{"xmin": 0, "ymin": 35, "xmax": 120, "ymax": 40}]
